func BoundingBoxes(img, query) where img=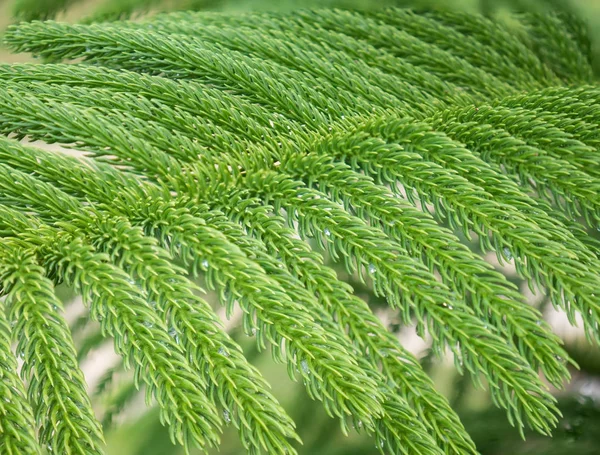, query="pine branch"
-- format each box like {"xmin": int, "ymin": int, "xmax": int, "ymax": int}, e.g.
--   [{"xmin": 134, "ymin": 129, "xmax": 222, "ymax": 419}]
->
[
  {"xmin": 0, "ymin": 142, "xmax": 387, "ymax": 444},
  {"xmin": 197, "ymin": 168, "xmax": 560, "ymax": 435},
  {"xmin": 1, "ymin": 7, "xmax": 599, "ymax": 454},
  {"xmin": 195, "ymin": 211, "xmax": 443, "ymax": 455},
  {"xmin": 4, "ymin": 21, "xmax": 384, "ymax": 124},
  {"xmin": 290, "ymin": 9, "xmax": 515, "ymax": 99},
  {"xmin": 0, "ymin": 203, "xmax": 223, "ymax": 453},
  {"xmin": 148, "ymin": 10, "xmax": 475, "ymax": 106},
  {"xmin": 67, "ymin": 213, "xmax": 302, "ymax": 454},
  {"xmin": 298, "ymin": 122, "xmax": 600, "ymax": 339},
  {"xmin": 0, "ymin": 62, "xmax": 300, "ymax": 139},
  {"xmin": 516, "ymin": 12, "xmax": 594, "ymax": 83},
  {"xmin": 3, "ymin": 69, "xmax": 595, "ymax": 264},
  {"xmin": 0, "ymin": 300, "xmax": 42, "ymax": 455},
  {"xmin": 201, "ymin": 192, "xmax": 478, "ymax": 454},
  {"xmin": 119, "ymin": 18, "xmax": 438, "ymax": 115},
  {"xmin": 351, "ymin": 116, "xmax": 600, "ymax": 261},
  {"xmin": 147, "ymin": 8, "xmax": 523, "ymax": 98},
  {"xmin": 0, "ymin": 136, "xmax": 478, "ymax": 453},
  {"xmin": 276, "ymin": 148, "xmax": 570, "ymax": 387},
  {"xmin": 367, "ymin": 8, "xmax": 545, "ymax": 89},
  {"xmin": 0, "ymin": 240, "xmax": 105, "ymax": 455},
  {"xmin": 0, "ymin": 158, "xmax": 304, "ymax": 454},
  {"xmin": 421, "ymin": 9, "xmax": 562, "ymax": 84},
  {"xmin": 556, "ymin": 11, "xmax": 594, "ymax": 63},
  {"xmin": 0, "ymin": 136, "xmax": 477, "ymax": 453},
  {"xmin": 428, "ymin": 104, "xmax": 600, "ymax": 225},
  {"xmin": 493, "ymin": 88, "xmax": 600, "ymax": 179},
  {"xmin": 0, "ymin": 49, "xmax": 580, "ymax": 434}
]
